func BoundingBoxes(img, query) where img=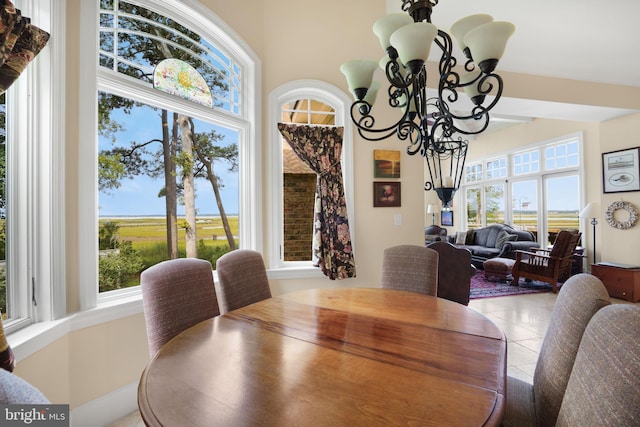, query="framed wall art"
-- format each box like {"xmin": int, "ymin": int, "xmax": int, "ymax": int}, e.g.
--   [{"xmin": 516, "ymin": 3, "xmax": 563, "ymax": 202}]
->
[
  {"xmin": 602, "ymin": 147, "xmax": 640, "ymax": 193},
  {"xmin": 373, "ymin": 150, "xmax": 401, "ymax": 178},
  {"xmin": 441, "ymin": 210, "xmax": 454, "ymax": 227},
  {"xmin": 373, "ymin": 182, "xmax": 401, "ymax": 207}
]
